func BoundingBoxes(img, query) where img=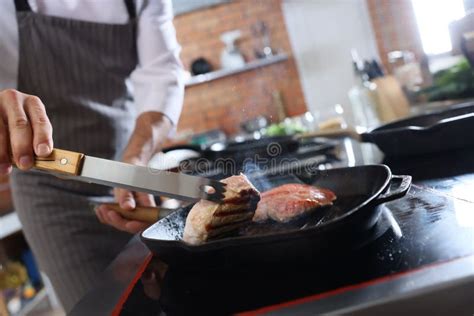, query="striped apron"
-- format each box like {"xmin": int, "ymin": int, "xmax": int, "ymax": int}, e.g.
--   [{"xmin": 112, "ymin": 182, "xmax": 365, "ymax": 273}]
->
[{"xmin": 10, "ymin": 0, "xmax": 138, "ymax": 311}]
